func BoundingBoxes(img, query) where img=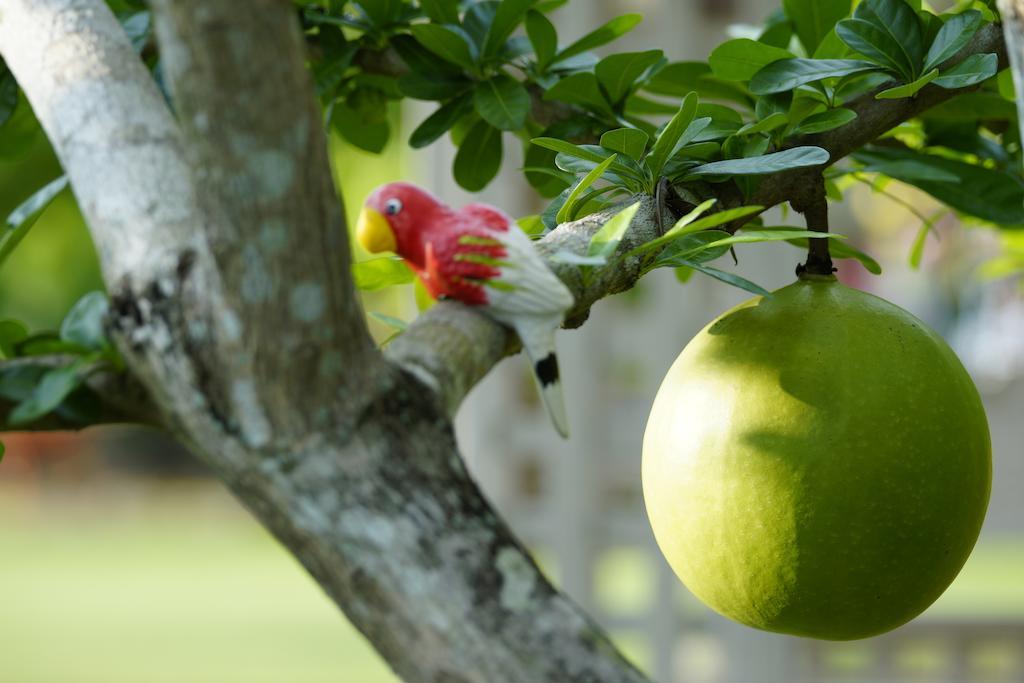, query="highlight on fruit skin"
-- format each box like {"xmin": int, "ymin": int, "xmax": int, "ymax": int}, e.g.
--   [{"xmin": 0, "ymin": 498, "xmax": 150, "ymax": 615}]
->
[{"xmin": 642, "ymin": 275, "xmax": 992, "ymax": 641}]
